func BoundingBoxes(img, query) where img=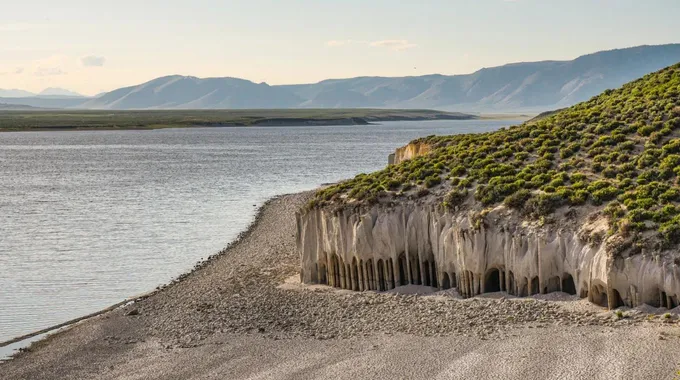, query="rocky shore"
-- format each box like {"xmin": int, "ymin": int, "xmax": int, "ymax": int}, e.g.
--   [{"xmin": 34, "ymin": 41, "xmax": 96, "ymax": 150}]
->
[{"xmin": 3, "ymin": 192, "xmax": 680, "ymax": 379}]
